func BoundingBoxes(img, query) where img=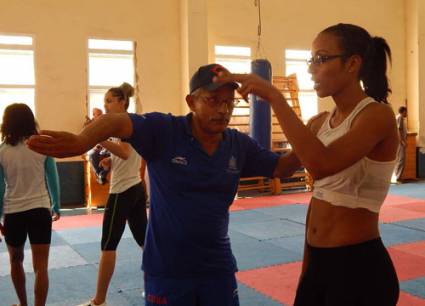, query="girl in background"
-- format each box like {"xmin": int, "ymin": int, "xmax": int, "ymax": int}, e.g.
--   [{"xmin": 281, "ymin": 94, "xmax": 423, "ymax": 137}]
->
[
  {"xmin": 79, "ymin": 83, "xmax": 147, "ymax": 306},
  {"xmin": 0, "ymin": 103, "xmax": 60, "ymax": 306}
]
